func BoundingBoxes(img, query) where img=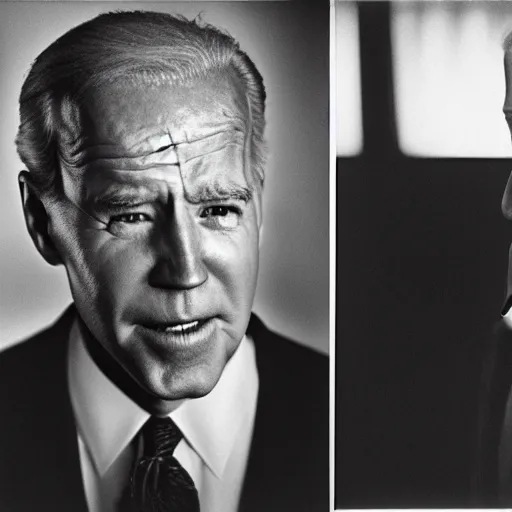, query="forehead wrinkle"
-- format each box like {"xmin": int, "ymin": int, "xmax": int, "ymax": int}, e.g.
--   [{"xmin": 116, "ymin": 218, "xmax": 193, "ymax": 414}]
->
[
  {"xmin": 178, "ymin": 140, "xmax": 247, "ymax": 187},
  {"xmin": 73, "ymin": 146, "xmax": 181, "ymax": 174},
  {"xmin": 168, "ymin": 123, "xmax": 249, "ymax": 204},
  {"xmin": 58, "ymin": 73, "xmax": 255, "ymax": 199},
  {"xmin": 81, "ymin": 71, "xmax": 249, "ymax": 146},
  {"xmin": 175, "ymin": 124, "xmax": 245, "ymax": 145},
  {"xmin": 178, "ymin": 153, "xmax": 254, "ymax": 208},
  {"xmin": 65, "ymin": 126, "xmax": 247, "ymax": 175},
  {"xmin": 59, "ymin": 133, "xmax": 249, "ymax": 186},
  {"xmin": 58, "ymin": 71, "xmax": 251, "ymax": 170},
  {"xmin": 176, "ymin": 140, "xmax": 246, "ymax": 167},
  {"xmin": 78, "ymin": 125, "xmax": 243, "ymax": 159},
  {"xmin": 81, "ymin": 133, "xmax": 176, "ymax": 160}
]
